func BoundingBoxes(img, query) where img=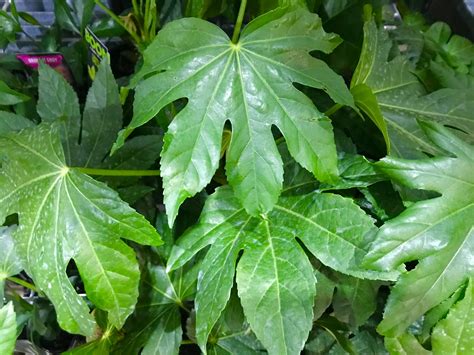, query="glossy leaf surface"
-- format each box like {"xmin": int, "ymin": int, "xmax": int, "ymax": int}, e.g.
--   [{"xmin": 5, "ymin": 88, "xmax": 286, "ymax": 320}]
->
[
  {"xmin": 365, "ymin": 122, "xmax": 474, "ymax": 336},
  {"xmin": 167, "ymin": 183, "xmax": 395, "ymax": 354},
  {"xmin": 0, "ymin": 124, "xmax": 161, "ymax": 335},
  {"xmin": 0, "ymin": 302, "xmax": 16, "ymax": 355},
  {"xmin": 114, "ymin": 8, "xmax": 355, "ymax": 225},
  {"xmin": 432, "ymin": 278, "xmax": 473, "ymax": 354},
  {"xmin": 353, "ymin": 18, "xmax": 474, "ymax": 158}
]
